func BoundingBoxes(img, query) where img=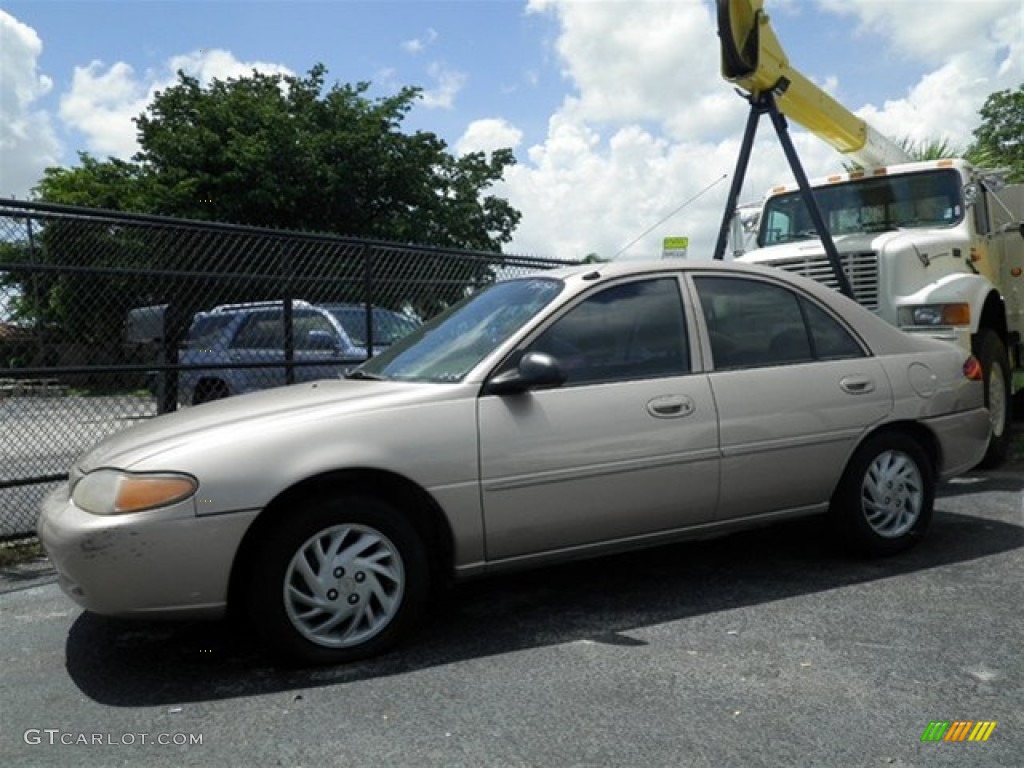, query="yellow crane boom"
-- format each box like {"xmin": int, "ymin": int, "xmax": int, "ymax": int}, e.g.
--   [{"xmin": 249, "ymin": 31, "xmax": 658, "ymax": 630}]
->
[{"xmin": 717, "ymin": 0, "xmax": 913, "ymax": 168}]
